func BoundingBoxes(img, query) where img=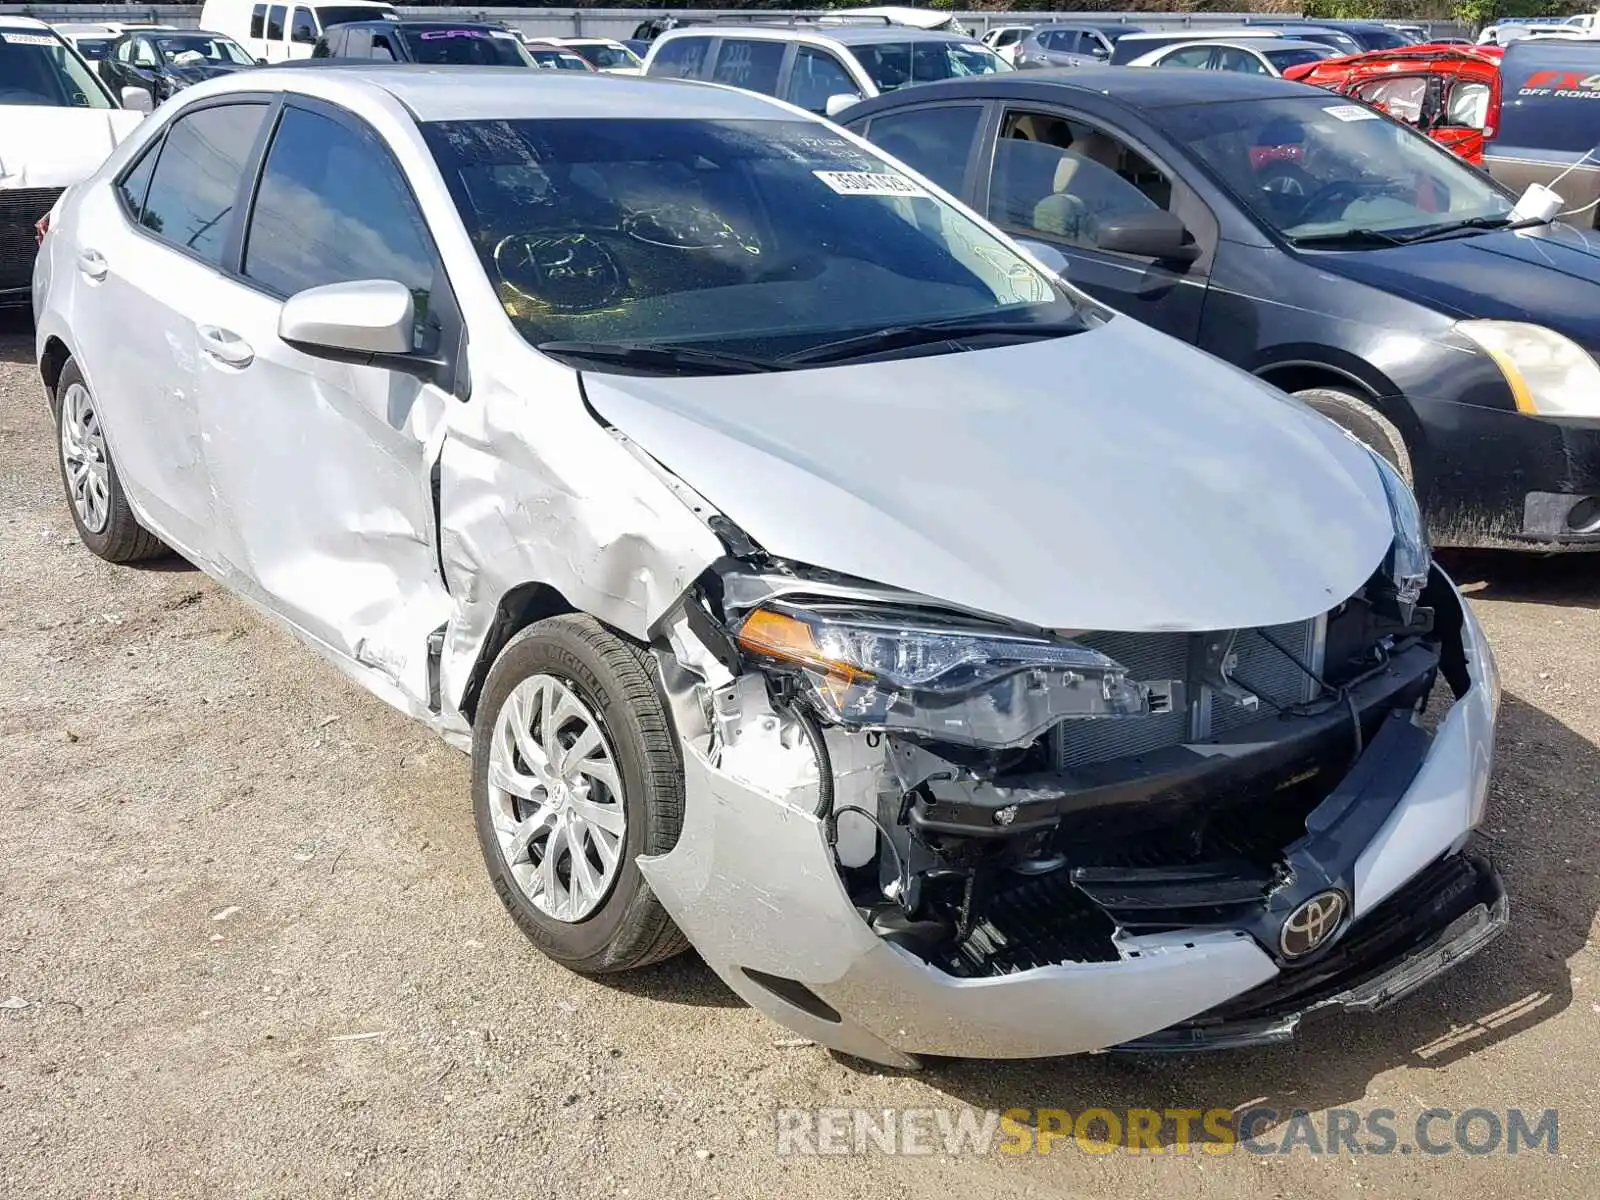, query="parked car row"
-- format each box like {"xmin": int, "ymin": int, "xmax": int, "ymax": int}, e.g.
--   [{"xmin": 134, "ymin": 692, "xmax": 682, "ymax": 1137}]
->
[{"xmin": 30, "ymin": 61, "xmax": 1505, "ymax": 1068}]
